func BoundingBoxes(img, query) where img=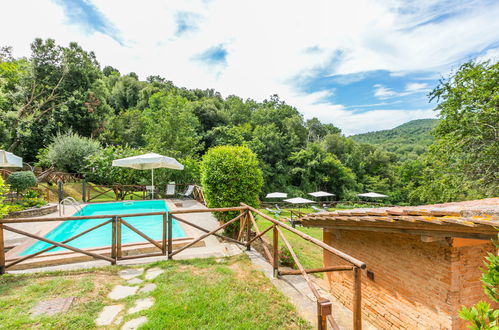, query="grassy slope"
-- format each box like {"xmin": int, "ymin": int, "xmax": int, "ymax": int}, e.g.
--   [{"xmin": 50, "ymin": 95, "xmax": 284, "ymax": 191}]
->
[{"xmin": 0, "ymin": 255, "xmax": 310, "ymax": 329}]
